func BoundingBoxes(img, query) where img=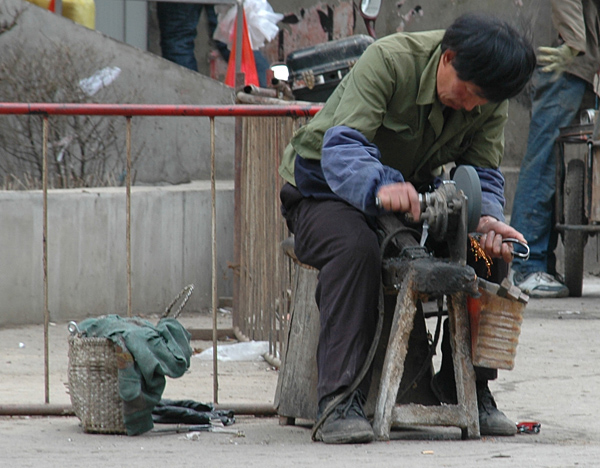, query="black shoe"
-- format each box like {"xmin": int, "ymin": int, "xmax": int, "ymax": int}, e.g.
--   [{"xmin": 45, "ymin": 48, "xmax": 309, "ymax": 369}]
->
[
  {"xmin": 477, "ymin": 382, "xmax": 516, "ymax": 436},
  {"xmin": 315, "ymin": 390, "xmax": 374, "ymax": 444}
]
